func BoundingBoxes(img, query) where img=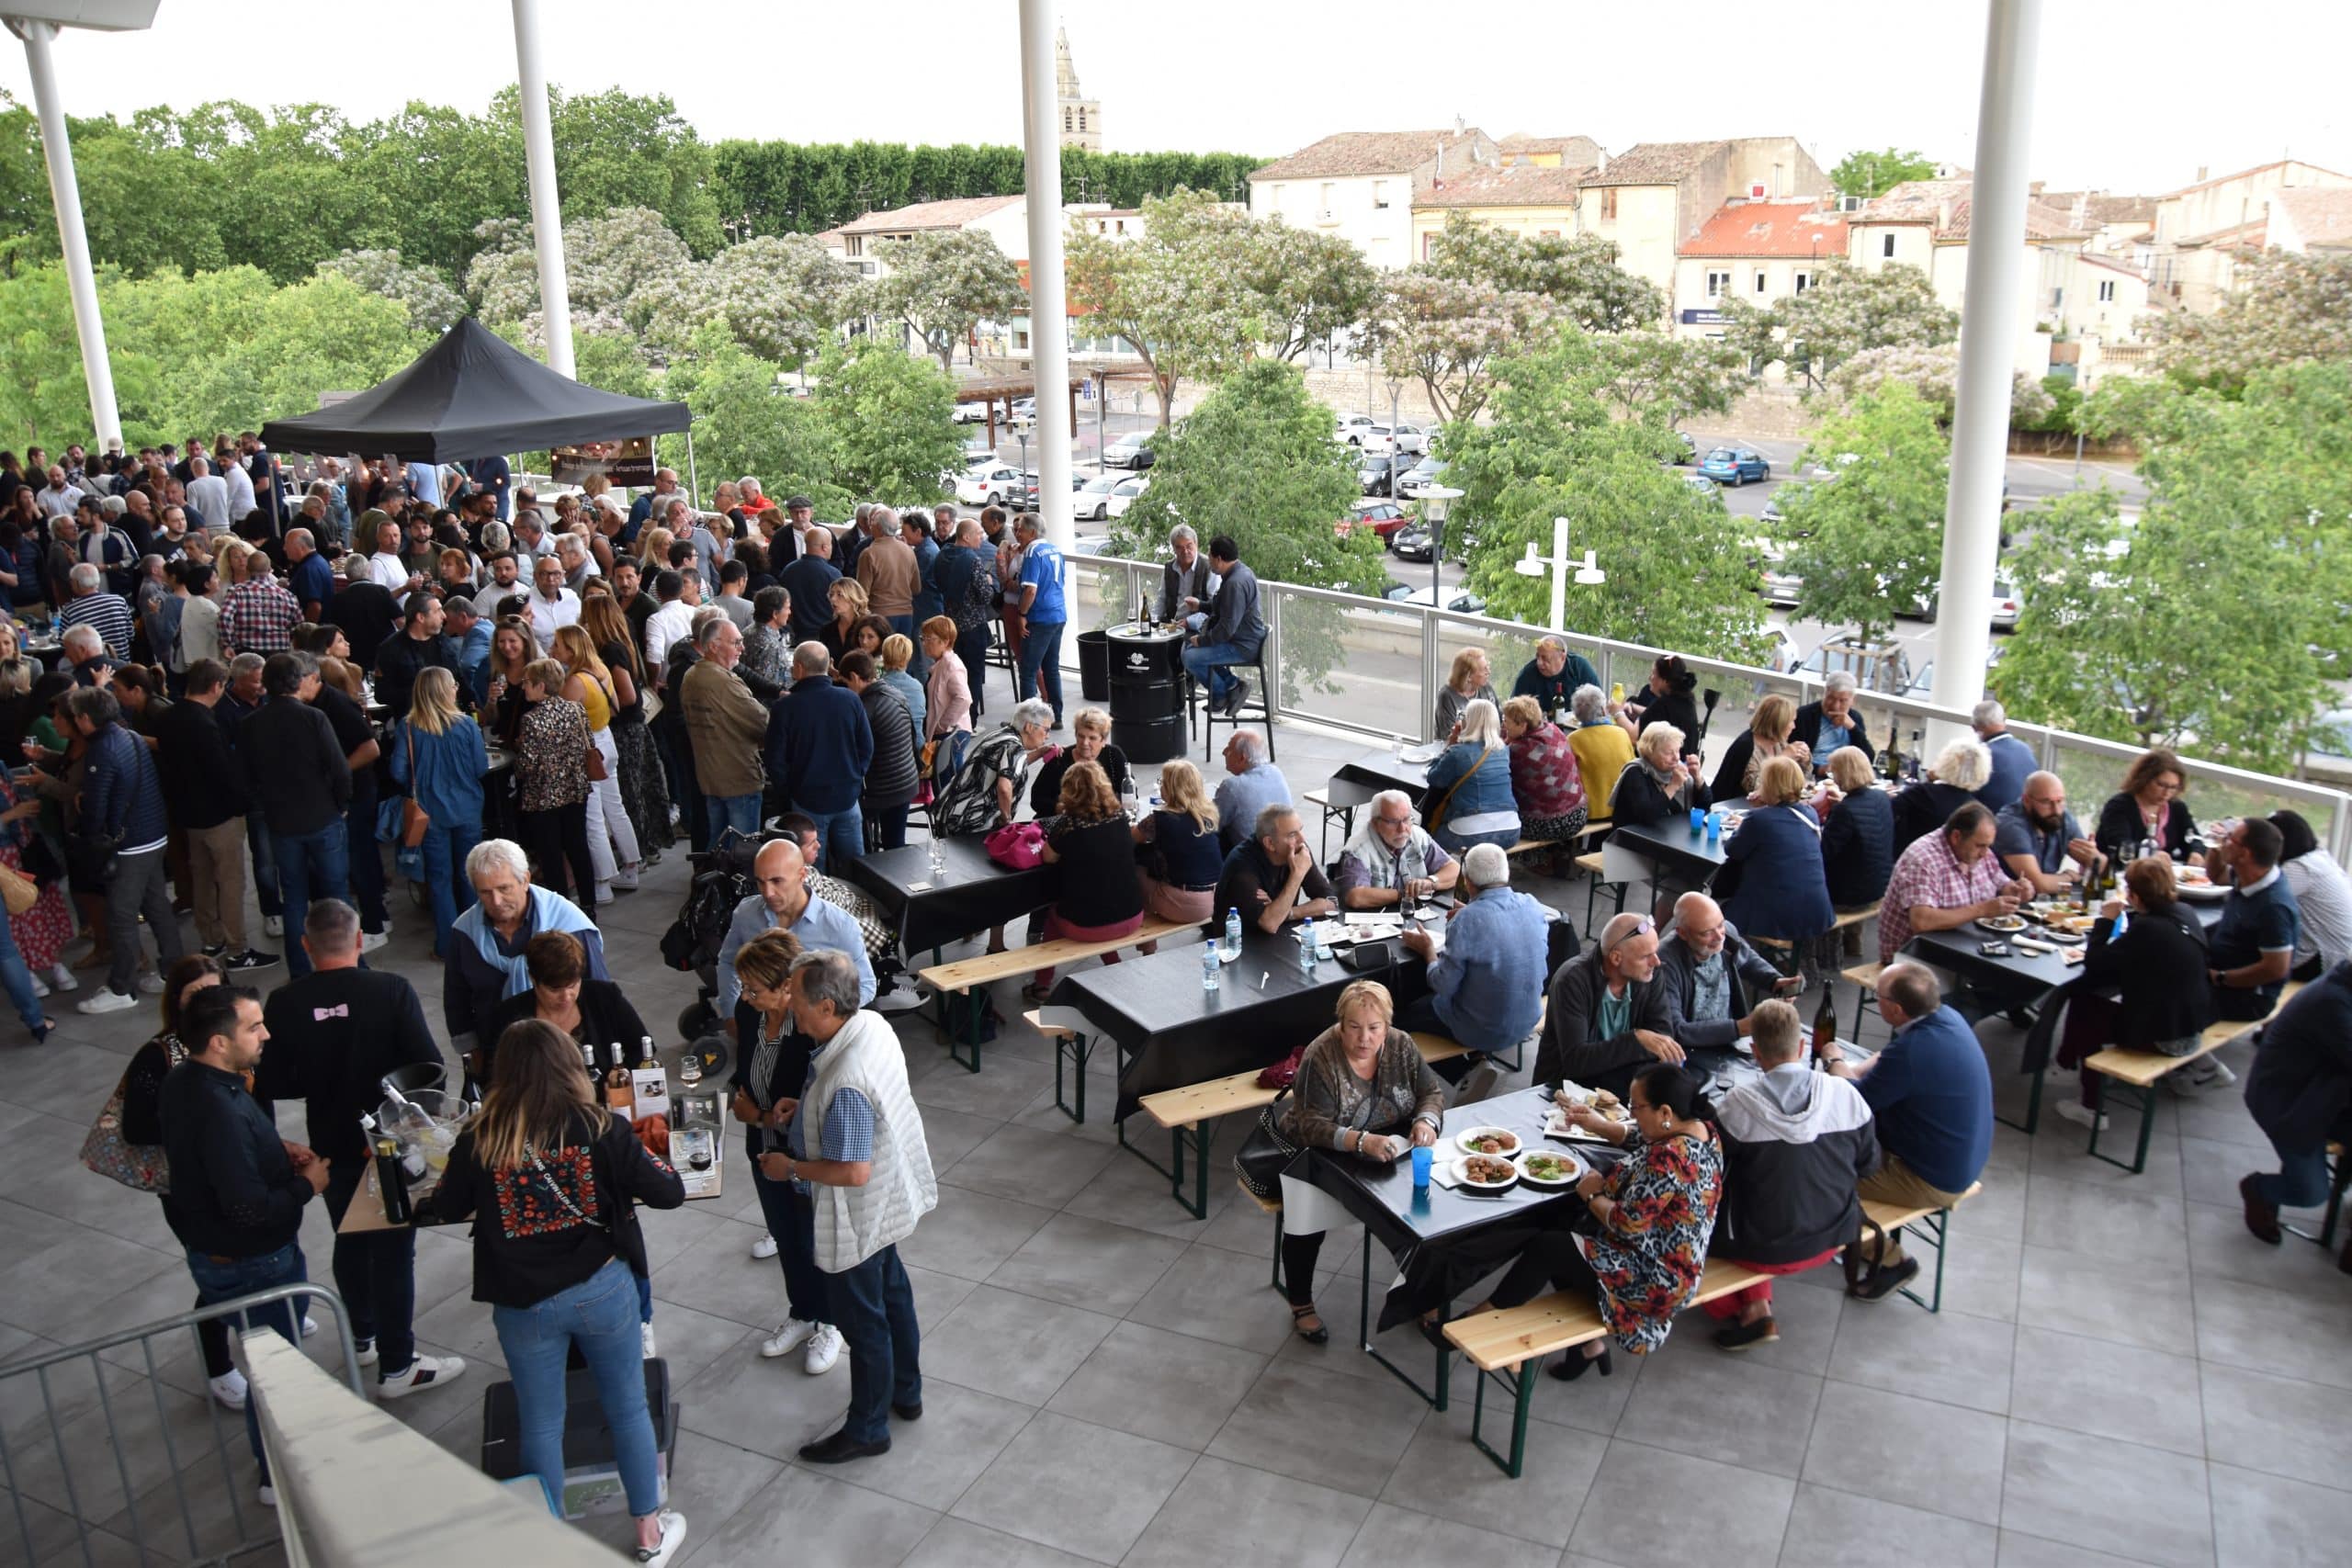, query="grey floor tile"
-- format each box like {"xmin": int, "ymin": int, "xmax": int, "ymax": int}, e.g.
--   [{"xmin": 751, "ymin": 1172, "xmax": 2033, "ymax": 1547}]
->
[
  {"xmin": 2022, "ymin": 1175, "xmax": 2189, "ymax": 1271},
  {"xmin": 645, "ymin": 1215, "xmax": 802, "ymax": 1333},
  {"xmin": 983, "ymin": 1212, "xmax": 1186, "ymax": 1315},
  {"xmin": 678, "ymin": 1461, "xmax": 938, "ymax": 1568},
  {"xmin": 1122, "ymin": 1453, "xmax": 1373, "ymax": 1568},
  {"xmin": 2190, "ymin": 1276, "xmax": 2352, "ymax": 1389},
  {"xmin": 2167, "ymin": 1093, "xmax": 2270, "ymax": 1154},
  {"xmin": 893, "ymin": 1184, "xmax": 1057, "ymax": 1283},
  {"xmin": 1378, "ymin": 1402, "xmax": 1608, "ymax": 1549},
  {"xmin": 918, "ymin": 1283, "xmax": 1116, "ymax": 1406},
  {"xmin": 1802, "ymin": 1380, "xmax": 2008, "ymax": 1527},
  {"xmin": 1614, "ymin": 1337, "xmax": 1824, "ymax": 1476},
  {"xmin": 1204, "ymin": 1359, "xmax": 1427, "ymax": 1497},
  {"xmin": 2208, "ymin": 1461, "xmax": 2352, "ymax": 1568},
  {"xmin": 910, "ymin": 1104, "xmax": 1005, "ymax": 1175},
  {"xmin": 1996, "ymin": 1531, "xmax": 2163, "ymax": 1567},
  {"xmin": 1338, "ymin": 1502, "xmax": 1561, "ymax": 1568},
  {"xmin": 1939, "ymin": 1236, "xmax": 2027, "ymax": 1325},
  {"xmin": 2199, "ymin": 1361, "xmax": 2352, "ymax": 1492},
  {"xmin": 904, "ymin": 1261, "xmax": 980, "ymax": 1327},
  {"xmin": 2176, "ymin": 1138, "xmax": 2271, "ymax": 1212},
  {"xmin": 0, "ymin": 1232, "xmax": 180, "ymax": 1342},
  {"xmin": 673, "ymin": 1334, "xmax": 867, "ymax": 1462},
  {"xmin": 1778, "ymin": 1483, "xmax": 1999, "ymax": 1568},
  {"xmin": 1999, "ymin": 1420, "xmax": 2212, "ymax": 1568},
  {"xmin": 1569, "ymin": 1439, "xmax": 1796, "ymax": 1568},
  {"xmin": 2027, "ymin": 1126, "xmax": 2186, "ymax": 1195},
  {"xmin": 938, "ymin": 1122, "xmax": 1116, "ymax": 1208},
  {"xmin": 2006, "ymin": 1326, "xmax": 2204, "ymax": 1458},
  {"xmin": 1827, "ymin": 1292, "xmax": 2015, "ymax": 1415},
  {"xmin": 801, "ymin": 1379, "xmax": 1035, "ymax": 1509},
  {"xmin": 1043, "ymin": 1320, "xmax": 1266, "ymax": 1450},
  {"xmin": 1521, "ymin": 1332, "xmax": 1646, "ymax": 1436},
  {"xmin": 1951, "ymin": 1173, "xmax": 2029, "ymax": 1247},
  {"xmin": 1055, "ymin": 1141, "xmax": 1238, "ymax": 1241},
  {"xmin": 1126, "ymin": 1244, "xmax": 1303, "ymax": 1356},
  {"xmin": 2182, "ymin": 1201, "xmax": 2352, "ymax": 1301},
  {"xmin": 1719, "ymin": 1273, "xmax": 1845, "ymax": 1377},
  {"xmin": 900, "ymin": 1517, "xmax": 1102, "ymax": 1568},
  {"xmin": 950, "ymin": 1411, "xmax": 1192, "ymax": 1563},
  {"xmin": 2016, "ymin": 1247, "xmax": 2195, "ymax": 1355}
]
